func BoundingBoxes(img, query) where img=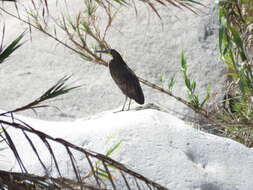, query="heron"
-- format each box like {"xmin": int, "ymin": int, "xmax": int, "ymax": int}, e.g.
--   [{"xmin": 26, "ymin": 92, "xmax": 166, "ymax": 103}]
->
[{"xmin": 95, "ymin": 49, "xmax": 144, "ymax": 111}]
